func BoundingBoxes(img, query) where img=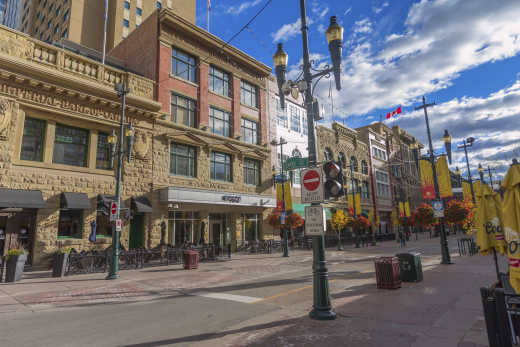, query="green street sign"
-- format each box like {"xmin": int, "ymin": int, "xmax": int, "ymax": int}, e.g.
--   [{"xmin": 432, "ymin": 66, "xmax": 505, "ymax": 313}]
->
[{"xmin": 284, "ymin": 157, "xmax": 309, "ymax": 171}]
